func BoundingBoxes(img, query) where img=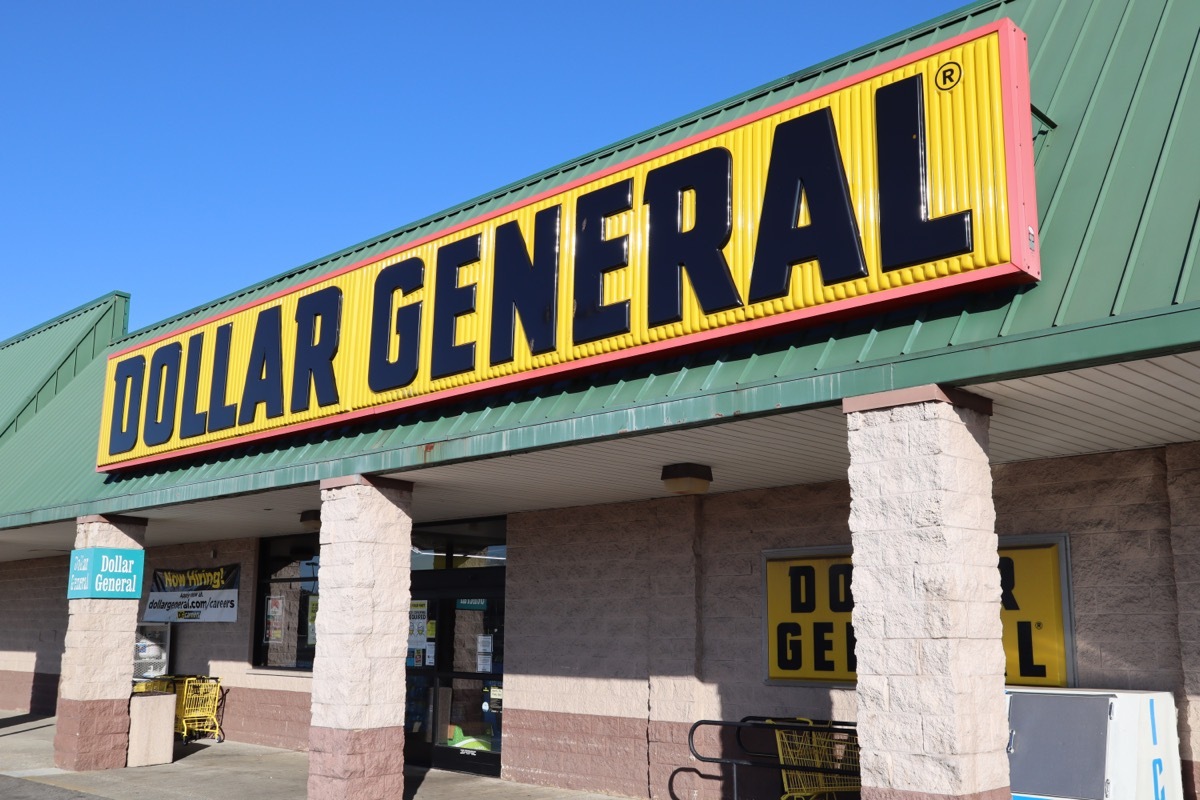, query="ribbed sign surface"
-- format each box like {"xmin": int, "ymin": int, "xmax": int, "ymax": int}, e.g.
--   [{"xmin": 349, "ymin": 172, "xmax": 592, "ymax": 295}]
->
[{"xmin": 98, "ymin": 20, "xmax": 1038, "ymax": 469}]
